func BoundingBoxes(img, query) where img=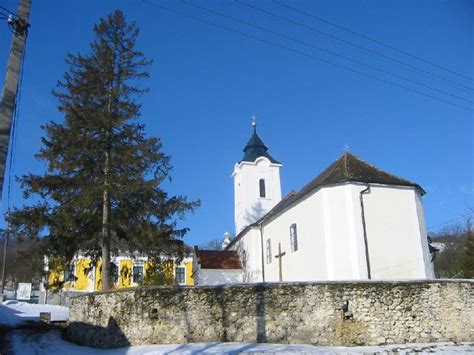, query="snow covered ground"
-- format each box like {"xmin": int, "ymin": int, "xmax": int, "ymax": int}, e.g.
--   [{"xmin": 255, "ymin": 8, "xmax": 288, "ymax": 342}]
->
[
  {"xmin": 1, "ymin": 301, "xmax": 473, "ymax": 354},
  {"xmin": 7, "ymin": 330, "xmax": 474, "ymax": 355},
  {"xmin": 0, "ymin": 300, "xmax": 69, "ymax": 327}
]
